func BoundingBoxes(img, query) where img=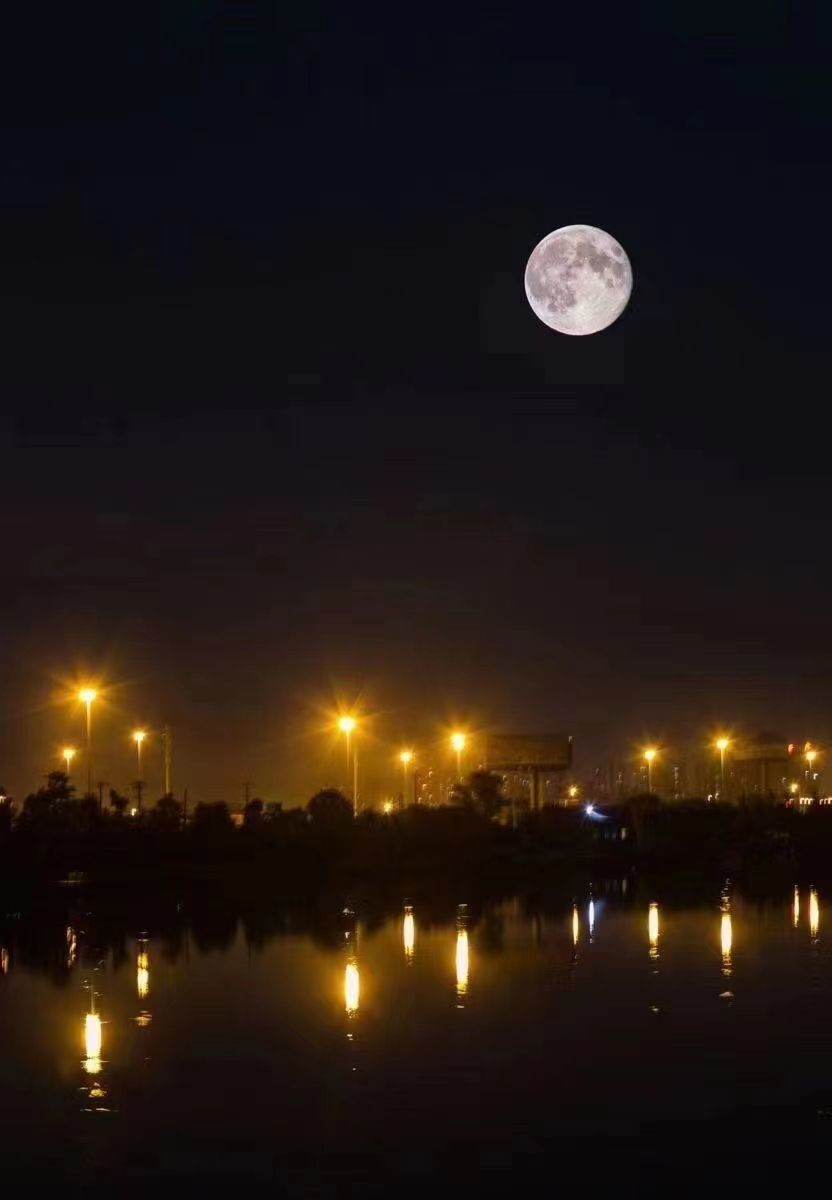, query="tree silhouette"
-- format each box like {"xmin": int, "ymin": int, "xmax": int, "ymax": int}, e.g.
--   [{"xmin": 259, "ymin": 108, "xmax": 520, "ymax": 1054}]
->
[
  {"xmin": 307, "ymin": 788, "xmax": 352, "ymax": 829},
  {"xmin": 151, "ymin": 793, "xmax": 183, "ymax": 832},
  {"xmin": 109, "ymin": 787, "xmax": 129, "ymax": 816},
  {"xmin": 243, "ymin": 797, "xmax": 265, "ymax": 829},
  {"xmin": 191, "ymin": 801, "xmax": 233, "ymax": 837}
]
